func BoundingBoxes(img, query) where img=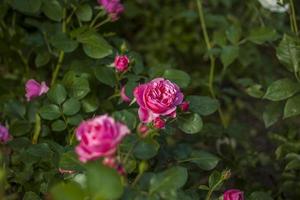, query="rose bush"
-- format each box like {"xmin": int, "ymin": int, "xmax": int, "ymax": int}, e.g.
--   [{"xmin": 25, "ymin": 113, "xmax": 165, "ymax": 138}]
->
[{"xmin": 0, "ymin": 0, "xmax": 299, "ymax": 199}]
